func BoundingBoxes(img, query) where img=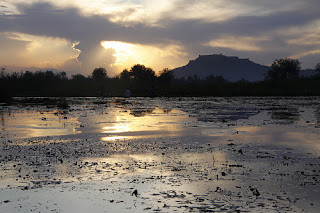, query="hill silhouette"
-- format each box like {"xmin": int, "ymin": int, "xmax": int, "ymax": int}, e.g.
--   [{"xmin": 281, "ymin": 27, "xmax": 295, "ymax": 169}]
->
[{"xmin": 172, "ymin": 54, "xmax": 269, "ymax": 82}]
